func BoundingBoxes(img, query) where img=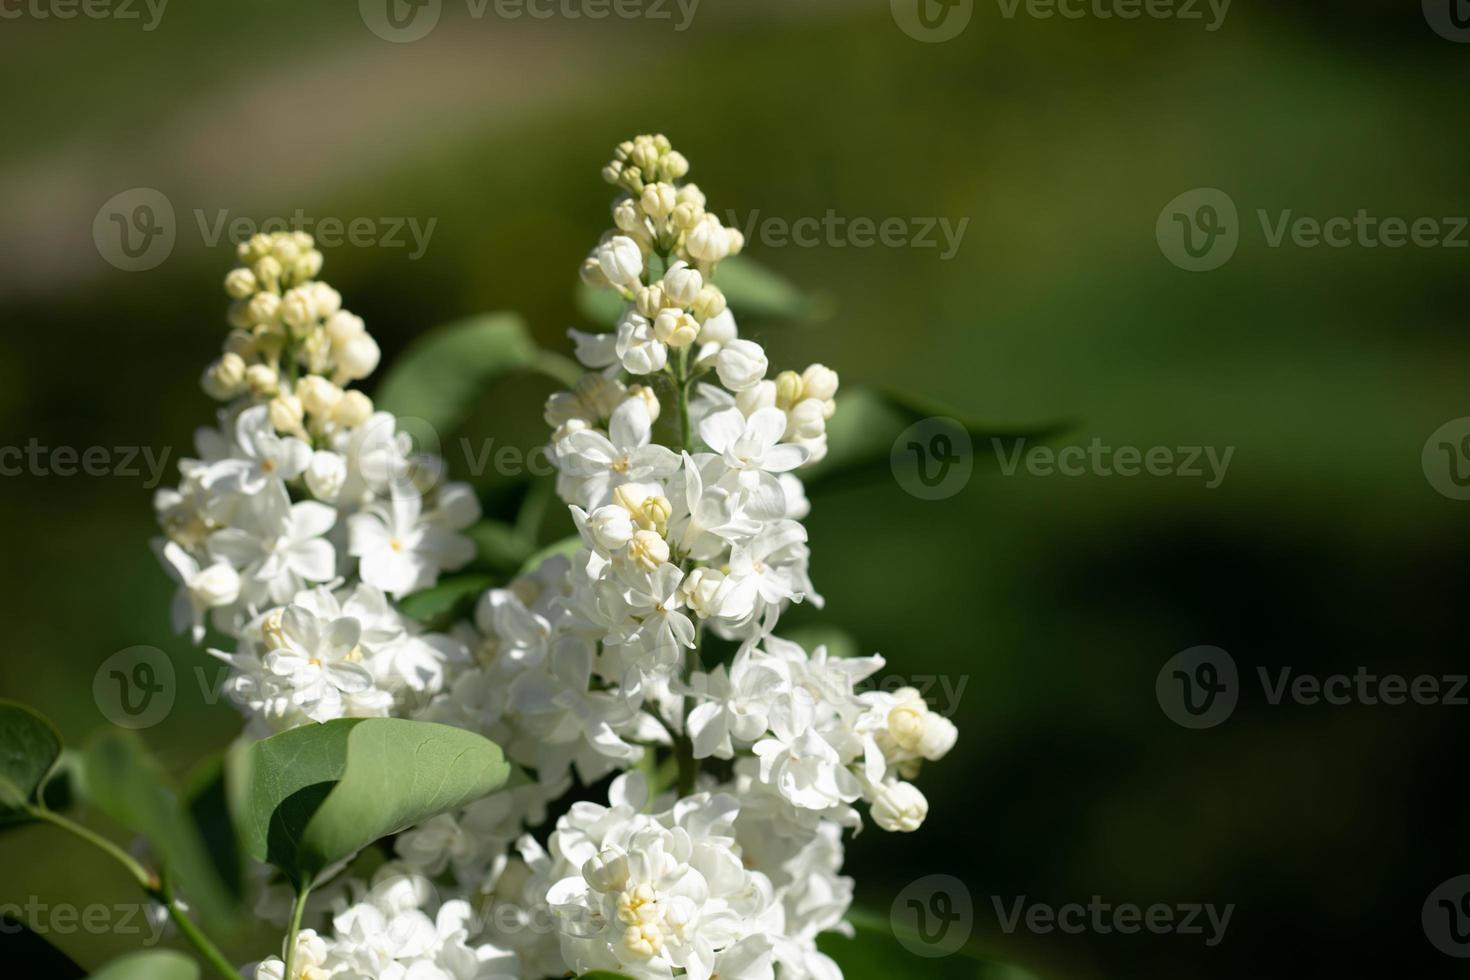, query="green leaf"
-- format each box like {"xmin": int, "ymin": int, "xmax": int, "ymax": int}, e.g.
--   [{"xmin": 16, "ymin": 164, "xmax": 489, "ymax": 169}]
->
[
  {"xmin": 374, "ymin": 313, "xmax": 577, "ymax": 436},
  {"xmin": 398, "ymin": 573, "xmax": 495, "ymax": 629},
  {"xmin": 466, "ymin": 519, "xmax": 536, "ymax": 573},
  {"xmin": 73, "ymin": 731, "xmax": 237, "ymax": 932},
  {"xmin": 821, "ymin": 910, "xmax": 1038, "ymax": 980},
  {"xmin": 227, "ymin": 718, "xmax": 510, "ymax": 887},
  {"xmin": 575, "ymin": 279, "xmax": 626, "ymax": 328},
  {"xmin": 803, "ymin": 386, "xmax": 1069, "ymax": 494},
  {"xmin": 0, "ymin": 700, "xmax": 63, "ymax": 820},
  {"xmin": 517, "ymin": 534, "xmax": 582, "ymax": 577},
  {"xmin": 87, "ymin": 950, "xmax": 200, "ymax": 980},
  {"xmin": 184, "ymin": 755, "xmax": 245, "ymax": 903},
  {"xmin": 781, "ymin": 624, "xmax": 861, "ymax": 660},
  {"xmin": 713, "ymin": 254, "xmax": 829, "ymax": 322}
]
